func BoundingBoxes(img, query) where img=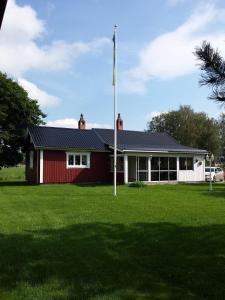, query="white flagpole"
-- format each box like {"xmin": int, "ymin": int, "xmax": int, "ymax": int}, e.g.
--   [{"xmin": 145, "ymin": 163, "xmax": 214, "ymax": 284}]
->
[{"xmin": 113, "ymin": 24, "xmax": 117, "ymax": 197}]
